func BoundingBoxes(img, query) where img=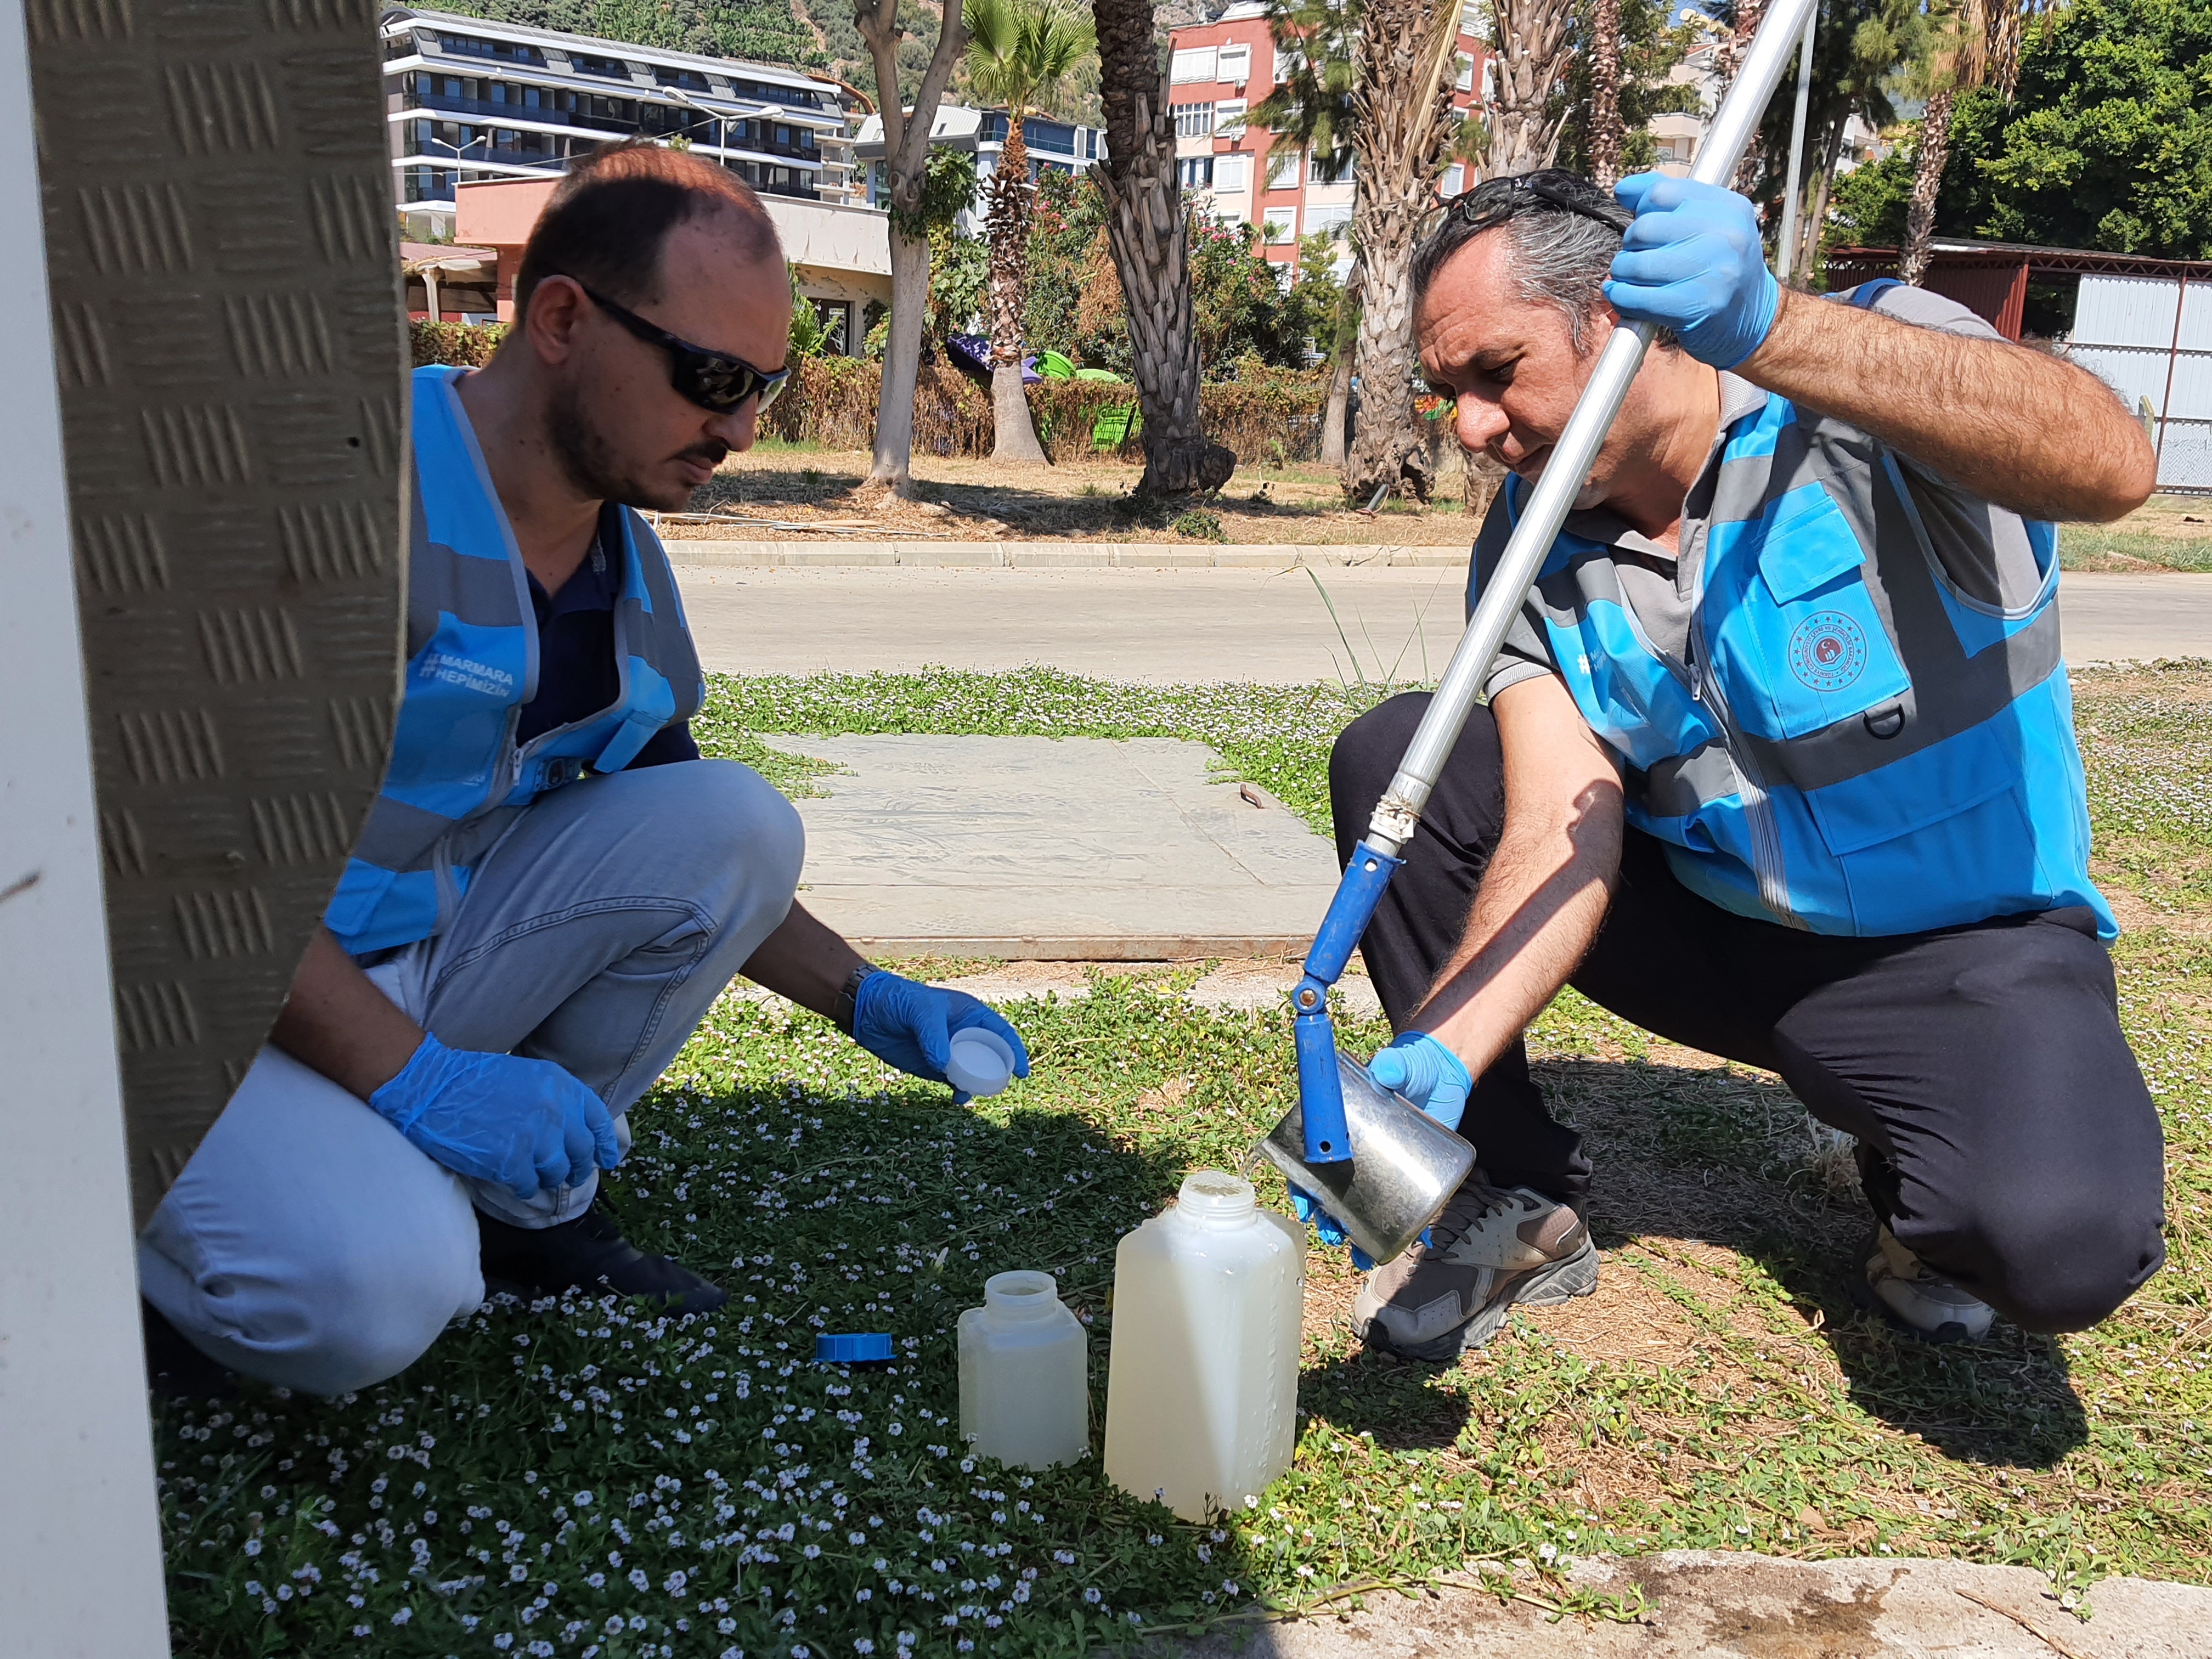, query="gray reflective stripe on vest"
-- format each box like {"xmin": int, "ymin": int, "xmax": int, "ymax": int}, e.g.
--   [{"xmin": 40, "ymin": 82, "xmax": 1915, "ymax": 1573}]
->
[
  {"xmin": 351, "ymin": 792, "xmax": 521, "ymax": 876},
  {"xmin": 1725, "ymin": 453, "xmax": 2061, "ymax": 793},
  {"xmin": 1634, "ymin": 738, "xmax": 1741, "ymax": 820},
  {"xmin": 404, "ymin": 454, "xmax": 535, "ymax": 659}
]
